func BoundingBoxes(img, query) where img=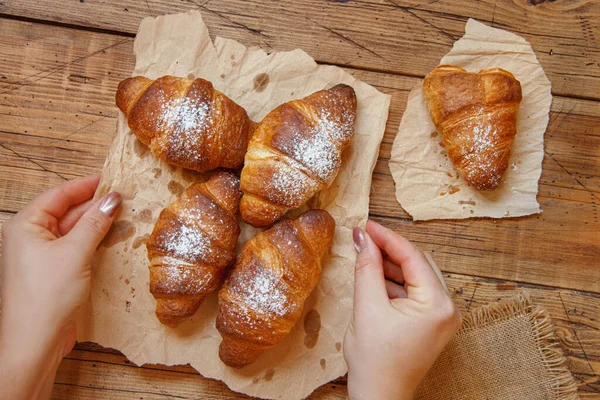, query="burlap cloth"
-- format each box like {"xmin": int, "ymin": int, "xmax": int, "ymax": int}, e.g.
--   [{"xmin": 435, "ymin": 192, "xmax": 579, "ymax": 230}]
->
[{"xmin": 416, "ymin": 293, "xmax": 579, "ymax": 400}]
